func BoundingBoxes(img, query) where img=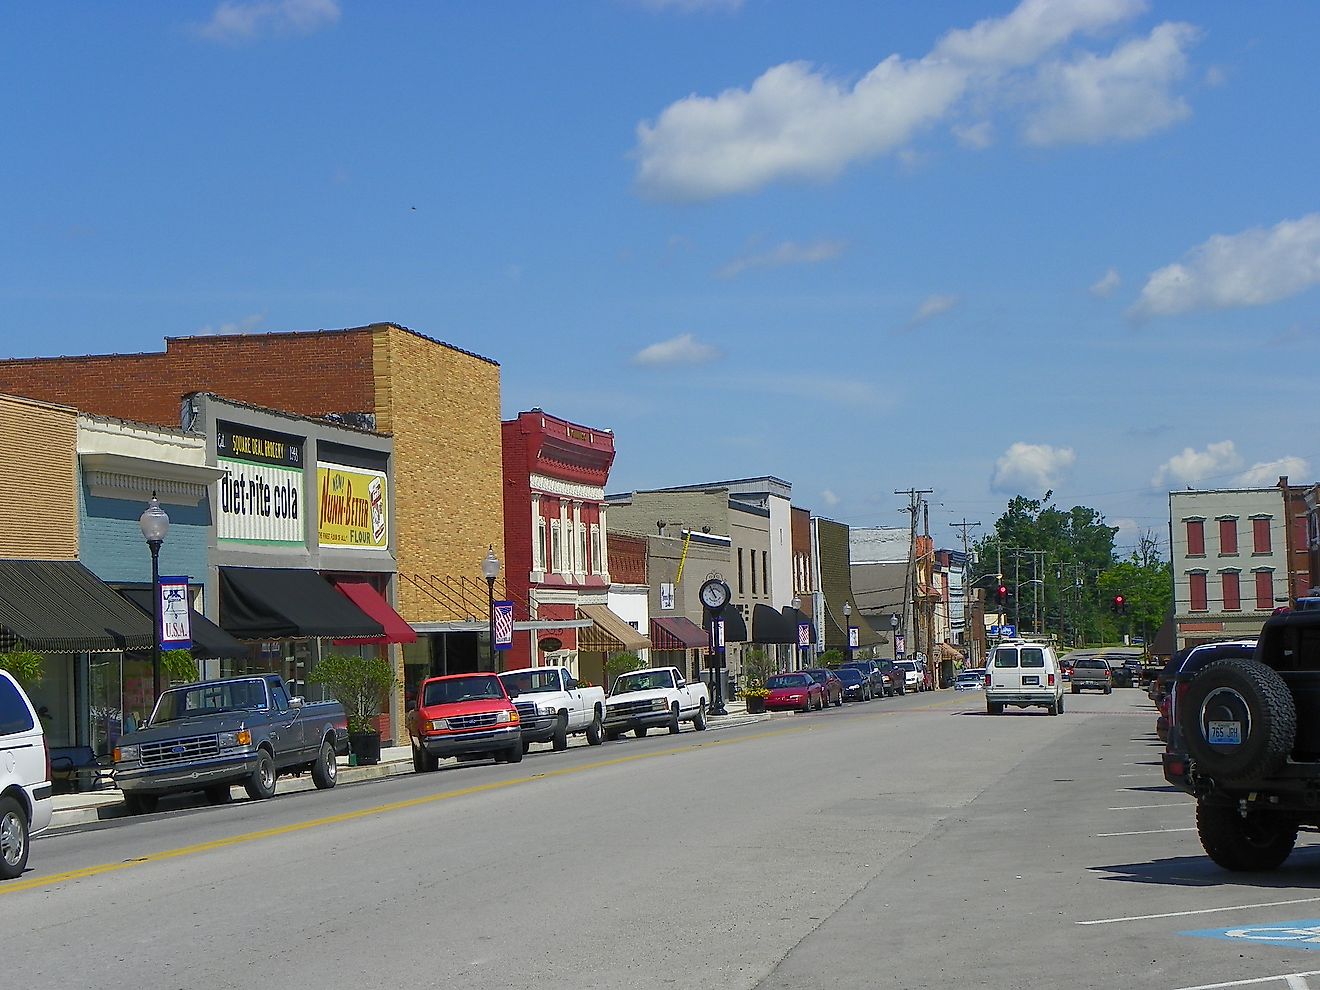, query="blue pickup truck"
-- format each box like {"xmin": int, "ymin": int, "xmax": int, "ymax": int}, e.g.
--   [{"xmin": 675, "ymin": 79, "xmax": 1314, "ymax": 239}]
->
[{"xmin": 113, "ymin": 674, "xmax": 348, "ymax": 814}]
